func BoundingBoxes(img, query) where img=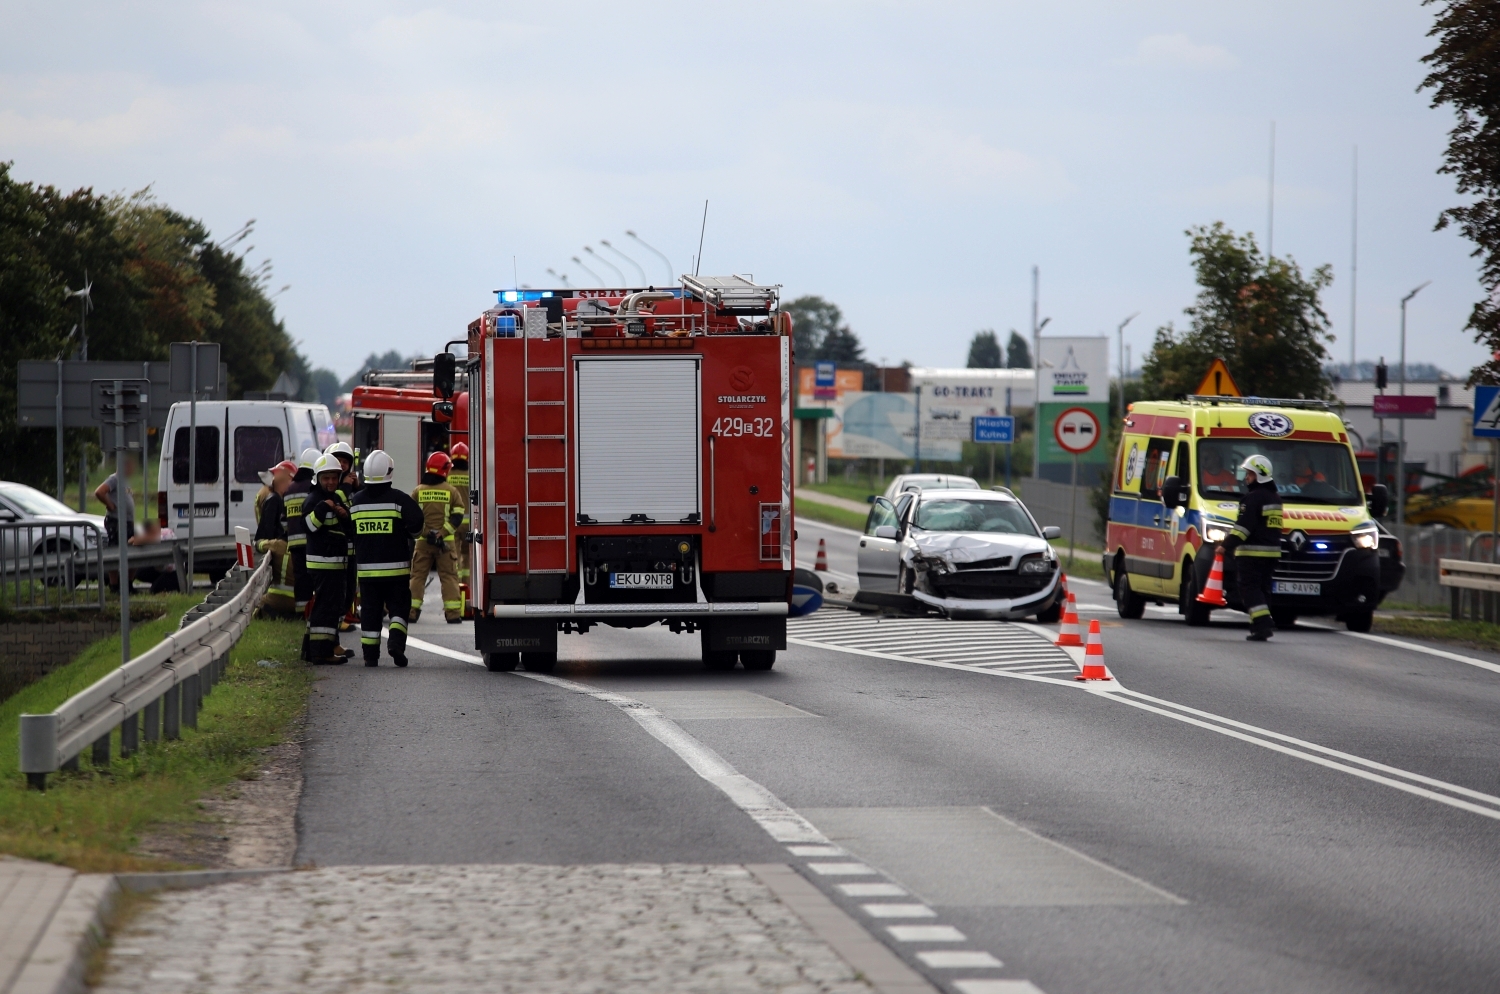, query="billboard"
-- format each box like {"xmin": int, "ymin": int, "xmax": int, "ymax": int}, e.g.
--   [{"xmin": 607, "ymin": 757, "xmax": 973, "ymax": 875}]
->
[
  {"xmin": 908, "ymin": 368, "xmax": 1035, "ymax": 463},
  {"xmin": 839, "ymin": 392, "xmax": 917, "ymax": 459},
  {"xmin": 1038, "ymin": 337, "xmax": 1108, "ymax": 403}
]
